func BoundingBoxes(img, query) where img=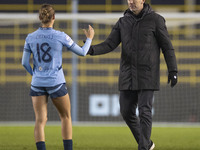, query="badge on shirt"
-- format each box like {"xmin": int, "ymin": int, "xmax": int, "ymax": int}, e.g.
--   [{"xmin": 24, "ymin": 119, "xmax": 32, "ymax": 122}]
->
[{"xmin": 39, "ymin": 66, "xmax": 42, "ymax": 71}]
